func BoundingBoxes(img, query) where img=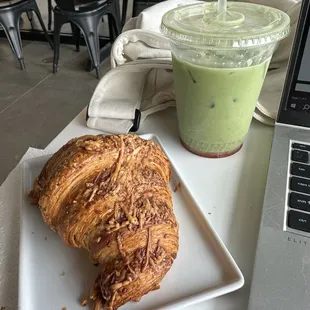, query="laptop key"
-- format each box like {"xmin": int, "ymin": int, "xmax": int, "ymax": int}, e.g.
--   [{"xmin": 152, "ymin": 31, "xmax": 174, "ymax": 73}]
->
[
  {"xmin": 290, "ymin": 177, "xmax": 310, "ymax": 194},
  {"xmin": 292, "ymin": 143, "xmax": 310, "ymax": 152},
  {"xmin": 291, "ymin": 162, "xmax": 310, "ymax": 178},
  {"xmin": 291, "ymin": 150, "xmax": 309, "ymax": 163},
  {"xmin": 288, "ymin": 210, "xmax": 310, "ymax": 233},
  {"xmin": 290, "ymin": 192, "xmax": 310, "ymax": 212}
]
